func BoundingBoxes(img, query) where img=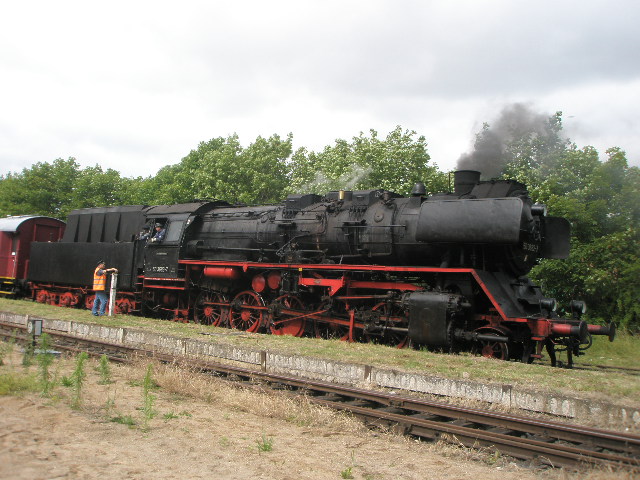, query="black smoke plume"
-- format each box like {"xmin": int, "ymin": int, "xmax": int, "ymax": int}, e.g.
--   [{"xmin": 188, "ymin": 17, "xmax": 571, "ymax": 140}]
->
[{"xmin": 457, "ymin": 103, "xmax": 555, "ymax": 178}]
